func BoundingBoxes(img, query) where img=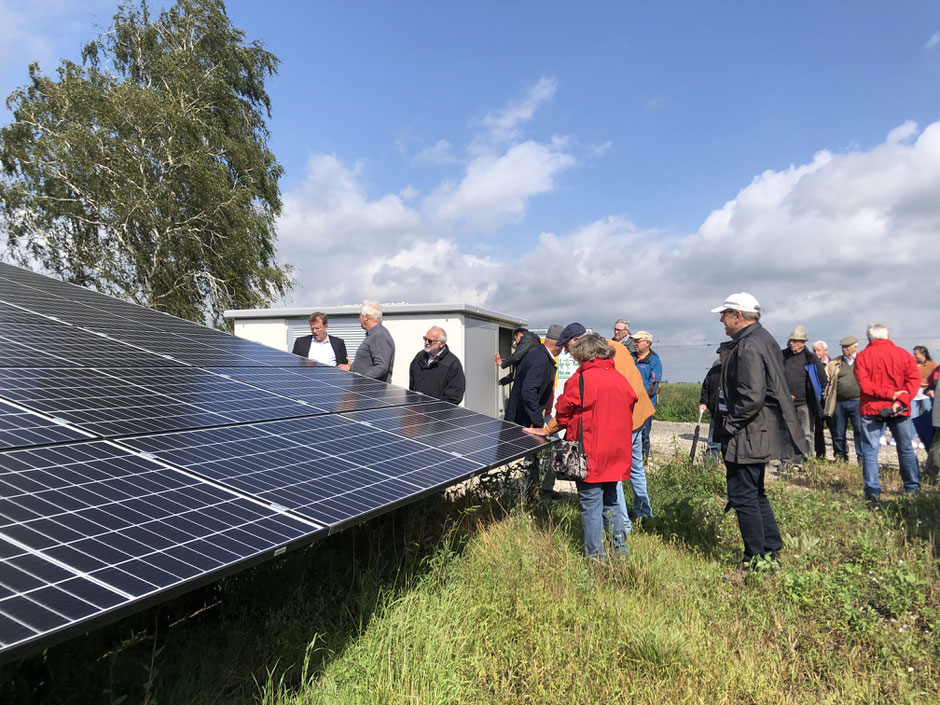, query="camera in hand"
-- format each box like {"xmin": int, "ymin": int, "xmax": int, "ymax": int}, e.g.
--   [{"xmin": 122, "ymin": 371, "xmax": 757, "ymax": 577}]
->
[{"xmin": 878, "ymin": 405, "xmax": 907, "ymax": 418}]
